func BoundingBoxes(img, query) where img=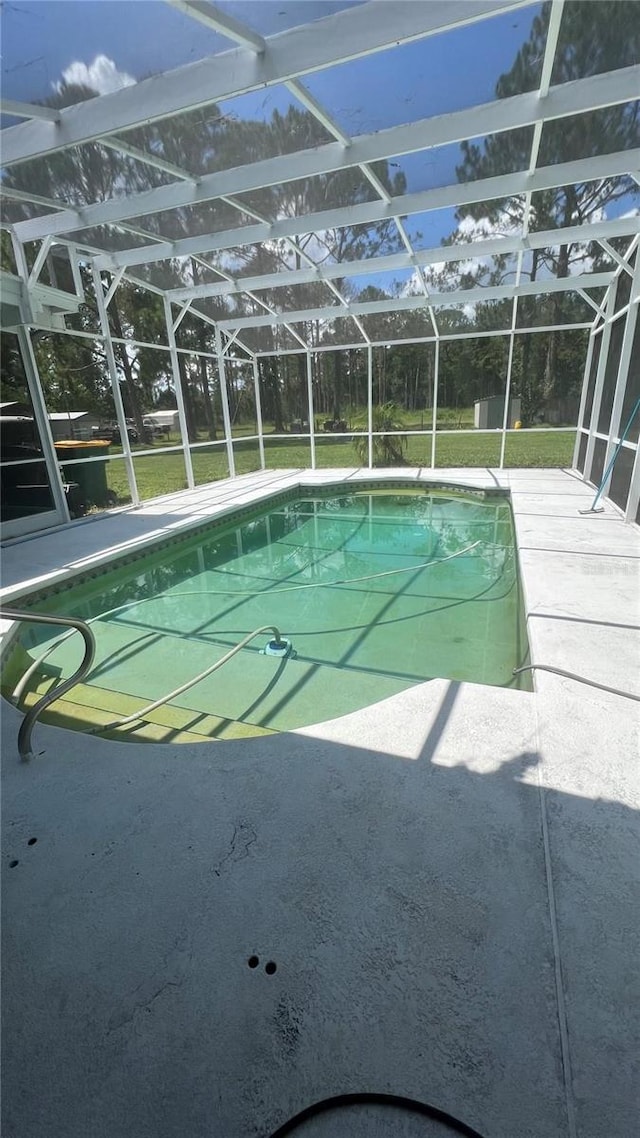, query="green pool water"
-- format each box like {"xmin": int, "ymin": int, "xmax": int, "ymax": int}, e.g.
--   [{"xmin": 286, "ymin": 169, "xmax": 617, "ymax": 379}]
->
[{"xmin": 4, "ymin": 487, "xmax": 531, "ymax": 742}]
